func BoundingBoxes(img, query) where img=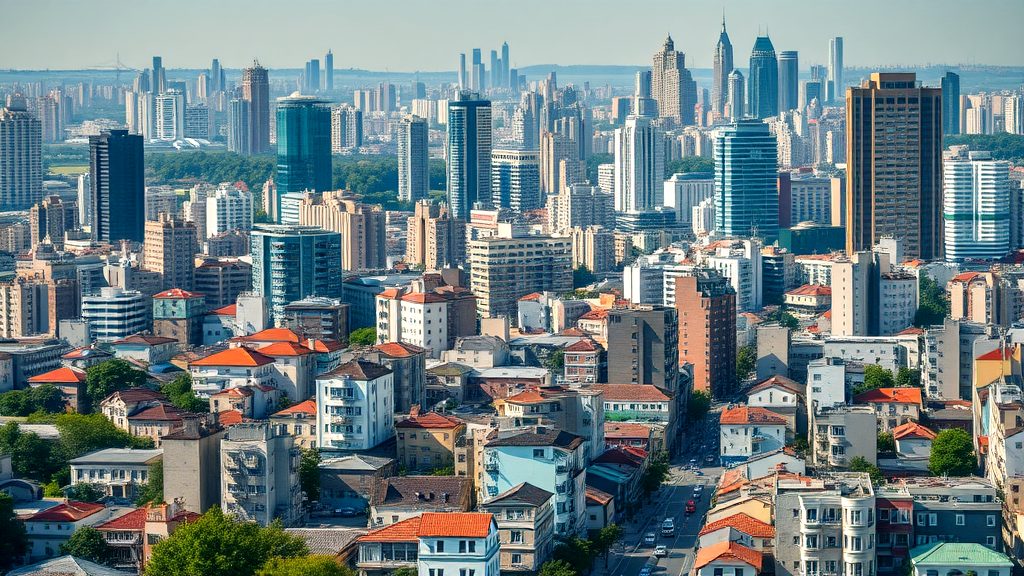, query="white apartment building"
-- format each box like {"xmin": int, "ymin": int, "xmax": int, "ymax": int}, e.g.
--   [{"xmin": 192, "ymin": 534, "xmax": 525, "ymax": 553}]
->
[
  {"xmin": 376, "ymin": 290, "xmax": 449, "ymax": 358},
  {"xmin": 942, "ymin": 150, "xmax": 1011, "ymax": 261},
  {"xmin": 704, "ymin": 239, "xmax": 763, "ymax": 312},
  {"xmin": 614, "ymin": 116, "xmax": 664, "ymax": 213},
  {"xmin": 221, "ymin": 423, "xmax": 302, "ymax": 527},
  {"xmin": 417, "ymin": 512, "xmax": 501, "ymax": 576},
  {"xmin": 719, "ymin": 406, "xmax": 787, "ymax": 466},
  {"xmin": 315, "ymin": 360, "xmax": 394, "ymax": 451},
  {"xmin": 663, "ymin": 173, "xmax": 713, "ymax": 228},
  {"xmin": 188, "ymin": 346, "xmax": 276, "ymax": 397},
  {"xmin": 206, "ymin": 183, "xmax": 254, "ymax": 237},
  {"xmin": 81, "ymin": 287, "xmax": 149, "ymax": 342},
  {"xmin": 69, "ymin": 448, "xmax": 163, "ymax": 501},
  {"xmin": 154, "ymin": 90, "xmax": 184, "ymax": 141}
]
